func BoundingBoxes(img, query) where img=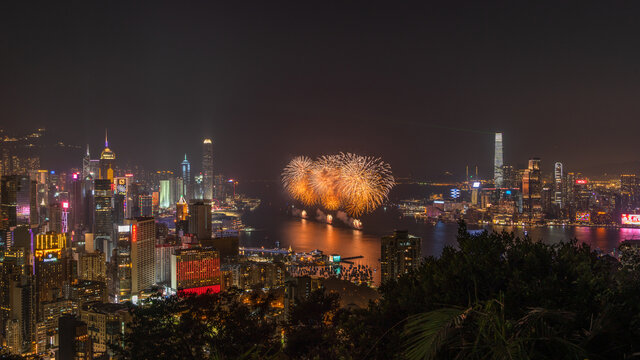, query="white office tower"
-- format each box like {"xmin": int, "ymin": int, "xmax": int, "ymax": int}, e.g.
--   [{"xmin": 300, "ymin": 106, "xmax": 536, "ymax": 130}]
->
[{"xmin": 494, "ymin": 132, "xmax": 504, "ymax": 188}]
